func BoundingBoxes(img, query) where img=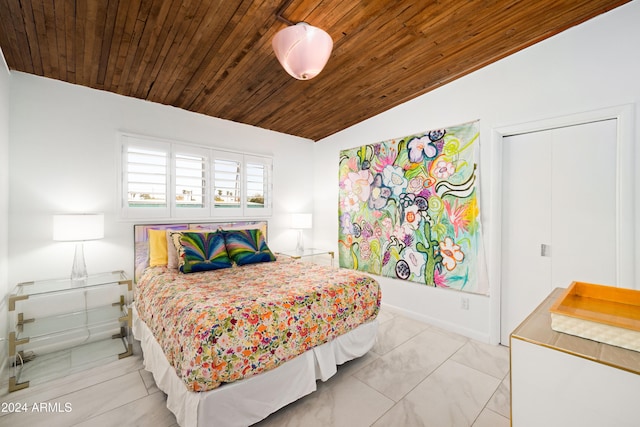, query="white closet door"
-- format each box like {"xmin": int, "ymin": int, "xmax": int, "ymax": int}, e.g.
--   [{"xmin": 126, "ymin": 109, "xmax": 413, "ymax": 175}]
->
[
  {"xmin": 500, "ymin": 119, "xmax": 617, "ymax": 345},
  {"xmin": 550, "ymin": 120, "xmax": 617, "ymax": 287},
  {"xmin": 500, "ymin": 130, "xmax": 552, "ymax": 345}
]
